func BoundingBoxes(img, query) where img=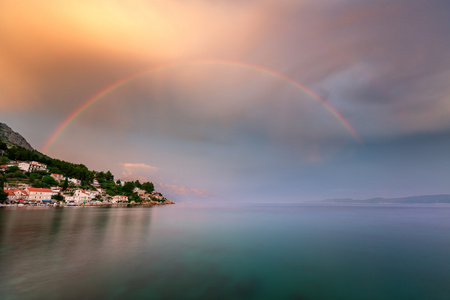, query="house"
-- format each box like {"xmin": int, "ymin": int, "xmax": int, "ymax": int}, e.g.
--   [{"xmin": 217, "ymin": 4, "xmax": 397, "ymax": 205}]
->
[
  {"xmin": 92, "ymin": 179, "xmax": 100, "ymax": 187},
  {"xmin": 68, "ymin": 178, "xmax": 81, "ymax": 186},
  {"xmin": 5, "ymin": 190, "xmax": 16, "ymax": 202},
  {"xmin": 73, "ymin": 189, "xmax": 91, "ymax": 202},
  {"xmin": 0, "ymin": 165, "xmax": 7, "ymax": 171},
  {"xmin": 112, "ymin": 195, "xmax": 128, "ymax": 203},
  {"xmin": 17, "ymin": 162, "xmax": 30, "ymax": 172},
  {"xmin": 88, "ymin": 190, "xmax": 99, "ymax": 199},
  {"xmin": 51, "ymin": 173, "xmax": 65, "ymax": 182},
  {"xmin": 133, "ymin": 187, "xmax": 147, "ymax": 197},
  {"xmin": 18, "ymin": 161, "xmax": 47, "ymax": 172},
  {"xmin": 64, "ymin": 189, "xmax": 90, "ymax": 203},
  {"xmin": 15, "ymin": 190, "xmax": 28, "ymax": 201},
  {"xmin": 151, "ymin": 191, "xmax": 163, "ymax": 200},
  {"xmin": 25, "ymin": 188, "xmax": 53, "ymax": 203},
  {"xmin": 96, "ymin": 188, "xmax": 106, "ymax": 194},
  {"xmin": 51, "ymin": 187, "xmax": 61, "ymax": 195},
  {"xmin": 3, "ymin": 189, "xmax": 28, "ymax": 202}
]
